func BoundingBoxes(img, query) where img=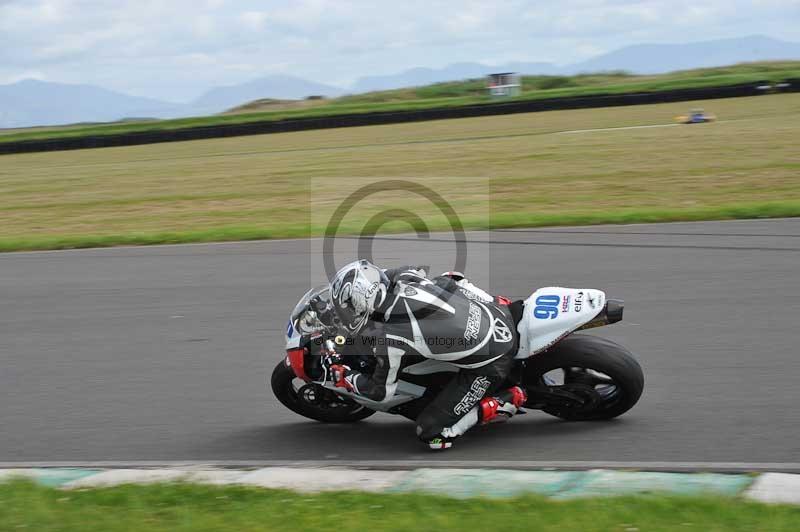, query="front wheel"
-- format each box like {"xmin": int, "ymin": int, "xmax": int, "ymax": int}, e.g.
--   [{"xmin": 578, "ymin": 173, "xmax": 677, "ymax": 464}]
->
[
  {"xmin": 270, "ymin": 361, "xmax": 376, "ymax": 423},
  {"xmin": 522, "ymin": 334, "xmax": 644, "ymax": 421}
]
